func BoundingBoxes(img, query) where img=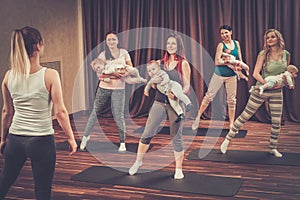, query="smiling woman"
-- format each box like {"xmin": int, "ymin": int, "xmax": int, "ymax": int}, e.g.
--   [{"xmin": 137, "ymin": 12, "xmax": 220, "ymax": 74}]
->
[
  {"xmin": 220, "ymin": 29, "xmax": 291, "ymax": 158},
  {"xmin": 129, "ymin": 33, "xmax": 191, "ymax": 179},
  {"xmin": 80, "ymin": 31, "xmax": 134, "ymax": 152},
  {"xmin": 191, "ymin": 25, "xmax": 246, "ymax": 130}
]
